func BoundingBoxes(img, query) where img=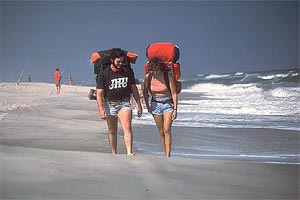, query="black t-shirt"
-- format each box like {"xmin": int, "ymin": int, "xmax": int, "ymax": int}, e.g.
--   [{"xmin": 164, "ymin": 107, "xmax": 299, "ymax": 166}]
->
[{"xmin": 96, "ymin": 66, "xmax": 136, "ymax": 100}]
